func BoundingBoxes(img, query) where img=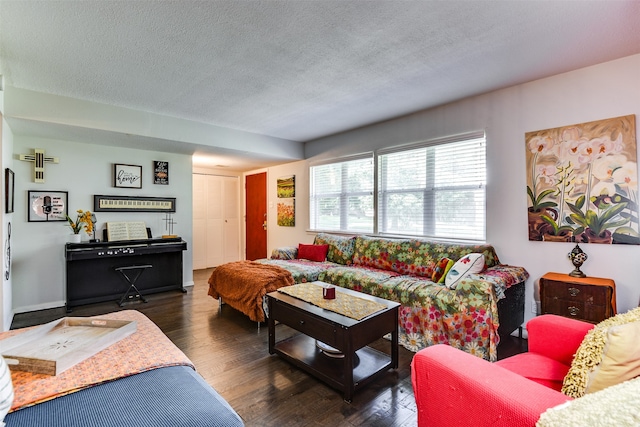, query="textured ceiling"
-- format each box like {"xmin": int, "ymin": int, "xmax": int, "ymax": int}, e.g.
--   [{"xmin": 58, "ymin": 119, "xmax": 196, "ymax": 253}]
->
[{"xmin": 1, "ymin": 1, "xmax": 640, "ymax": 169}]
